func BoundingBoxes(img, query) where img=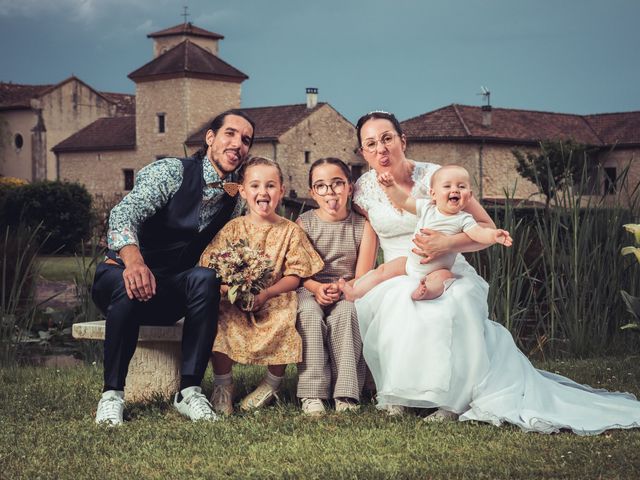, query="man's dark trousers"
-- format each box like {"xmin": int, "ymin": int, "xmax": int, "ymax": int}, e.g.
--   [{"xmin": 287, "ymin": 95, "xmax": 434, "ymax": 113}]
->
[{"xmin": 92, "ymin": 264, "xmax": 220, "ymax": 391}]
